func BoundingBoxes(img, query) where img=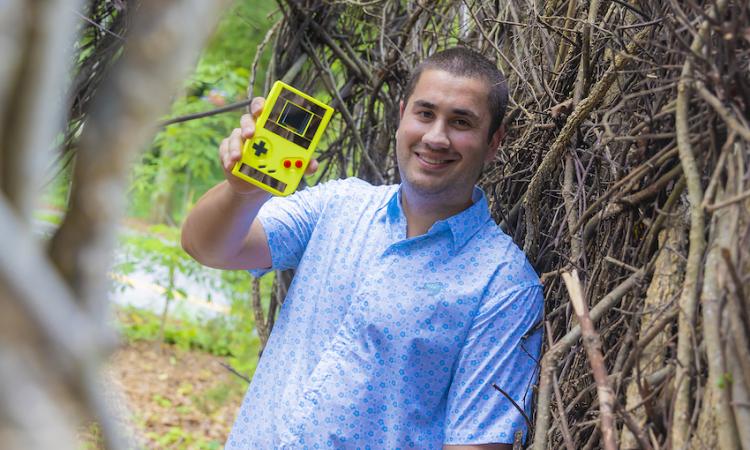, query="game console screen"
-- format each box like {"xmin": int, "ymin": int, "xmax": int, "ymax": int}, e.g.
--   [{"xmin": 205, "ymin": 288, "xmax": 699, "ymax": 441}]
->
[{"xmin": 279, "ymin": 102, "xmax": 312, "ymax": 136}]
